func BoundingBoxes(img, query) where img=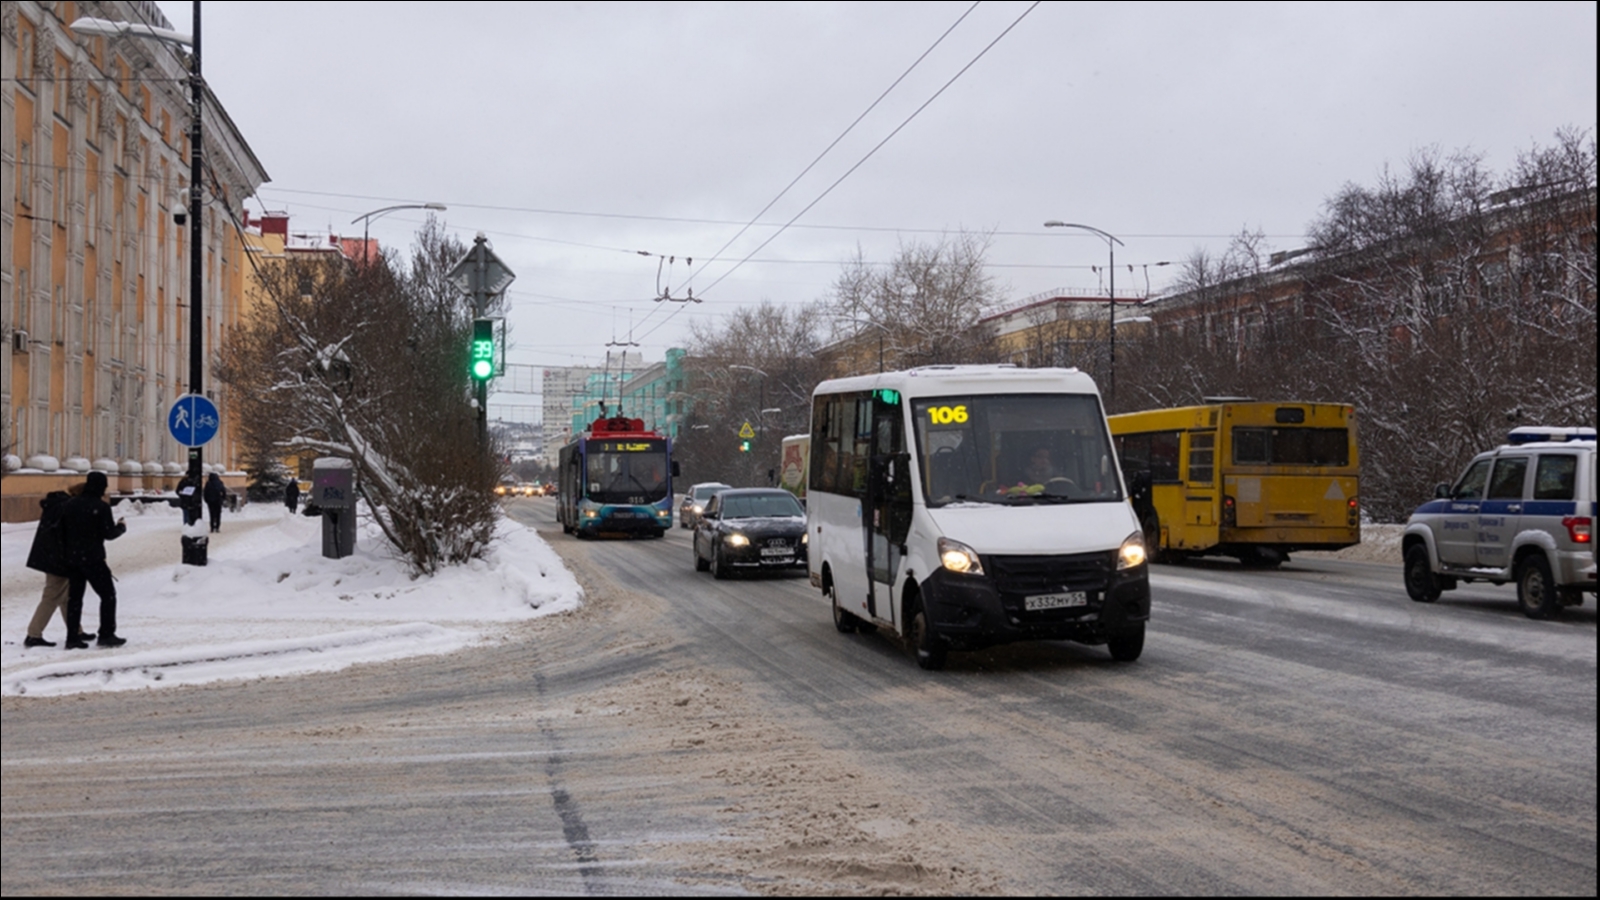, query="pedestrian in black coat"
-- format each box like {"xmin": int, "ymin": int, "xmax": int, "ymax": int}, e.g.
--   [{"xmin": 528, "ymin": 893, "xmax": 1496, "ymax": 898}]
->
[
  {"xmin": 284, "ymin": 480, "xmax": 300, "ymax": 514},
  {"xmin": 176, "ymin": 472, "xmax": 203, "ymax": 526},
  {"xmin": 204, "ymin": 472, "xmax": 227, "ymax": 533},
  {"xmin": 23, "ymin": 483, "xmax": 83, "ymax": 647},
  {"xmin": 61, "ymin": 471, "xmax": 127, "ymax": 649}
]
